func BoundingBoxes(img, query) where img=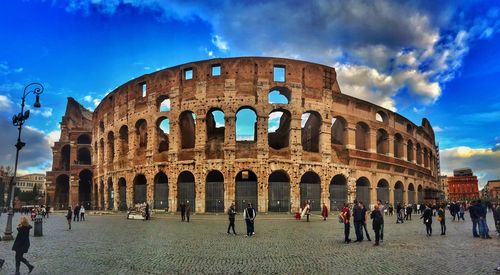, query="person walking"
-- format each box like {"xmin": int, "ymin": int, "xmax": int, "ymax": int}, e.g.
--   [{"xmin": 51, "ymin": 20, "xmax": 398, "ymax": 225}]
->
[
  {"xmin": 180, "ymin": 203, "xmax": 186, "ymax": 222},
  {"xmin": 80, "ymin": 205, "xmax": 86, "ymax": 221},
  {"xmin": 73, "ymin": 204, "xmax": 80, "ymax": 222},
  {"xmin": 352, "ymin": 200, "xmax": 364, "ymax": 242},
  {"xmin": 321, "ymin": 203, "xmax": 328, "ymax": 221},
  {"xmin": 476, "ymin": 200, "xmax": 492, "ymax": 239},
  {"xmin": 360, "ymin": 201, "xmax": 371, "ymax": 241},
  {"xmin": 340, "ymin": 203, "xmax": 351, "ymax": 243},
  {"xmin": 437, "ymin": 204, "xmax": 446, "ymax": 235},
  {"xmin": 469, "ymin": 200, "xmax": 480, "ymax": 237},
  {"xmin": 12, "ymin": 216, "xmax": 35, "ymax": 275},
  {"xmin": 370, "ymin": 204, "xmax": 383, "ymax": 246},
  {"xmin": 185, "ymin": 203, "xmax": 191, "ymax": 223},
  {"xmin": 459, "ymin": 203, "xmax": 465, "ymax": 221},
  {"xmin": 227, "ymin": 202, "xmax": 237, "ymax": 235},
  {"xmin": 145, "ymin": 202, "xmax": 150, "ymax": 221},
  {"xmin": 493, "ymin": 203, "xmax": 500, "ymax": 237},
  {"xmin": 420, "ymin": 204, "xmax": 433, "ymax": 237},
  {"xmin": 301, "ymin": 200, "xmax": 311, "ymax": 222},
  {"xmin": 243, "ymin": 203, "xmax": 256, "ymax": 236},
  {"xmin": 376, "ymin": 200, "xmax": 385, "ymax": 242},
  {"xmin": 66, "ymin": 206, "xmax": 72, "ymax": 230},
  {"xmin": 396, "ymin": 203, "xmax": 404, "ymax": 224},
  {"xmin": 406, "ymin": 204, "xmax": 413, "ymax": 220}
]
